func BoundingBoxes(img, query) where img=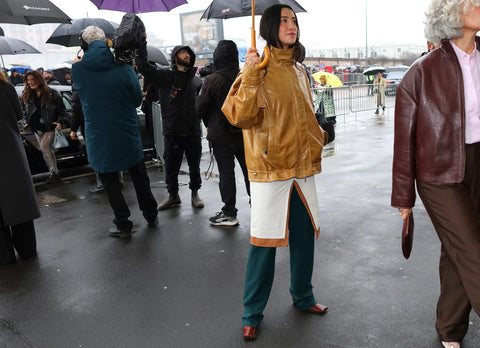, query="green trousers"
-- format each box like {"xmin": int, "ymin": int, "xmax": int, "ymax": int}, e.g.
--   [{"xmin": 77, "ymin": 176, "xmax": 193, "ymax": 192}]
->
[{"xmin": 242, "ymin": 187, "xmax": 316, "ymax": 327}]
